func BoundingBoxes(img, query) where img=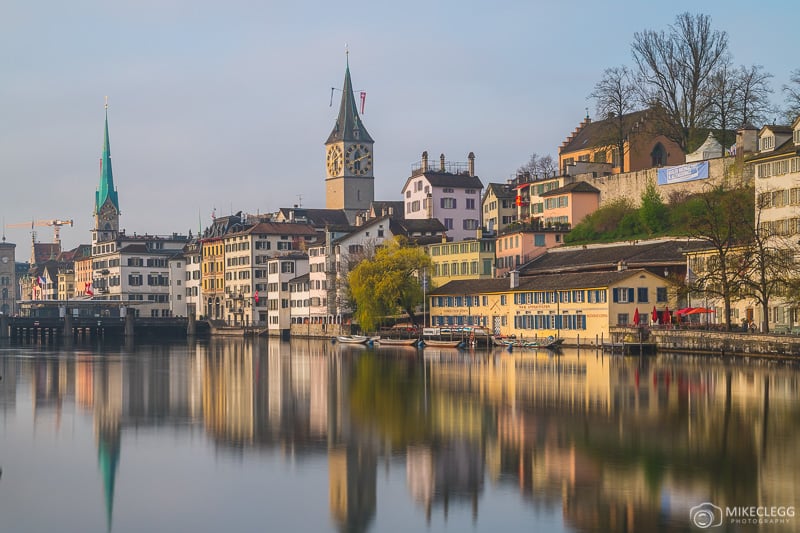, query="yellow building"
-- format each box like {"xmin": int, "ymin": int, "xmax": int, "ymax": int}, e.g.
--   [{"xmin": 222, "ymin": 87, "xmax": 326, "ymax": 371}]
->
[
  {"xmin": 201, "ymin": 237, "xmax": 225, "ymax": 319},
  {"xmin": 428, "ymin": 269, "xmax": 672, "ymax": 342},
  {"xmin": 426, "ymin": 234, "xmax": 495, "ymax": 285}
]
